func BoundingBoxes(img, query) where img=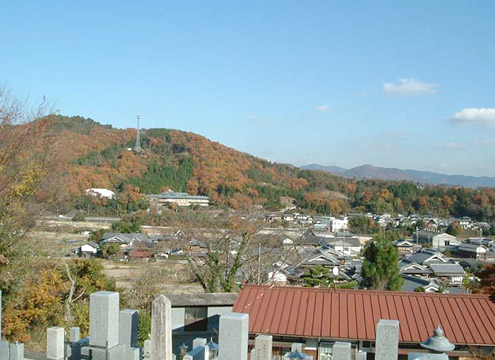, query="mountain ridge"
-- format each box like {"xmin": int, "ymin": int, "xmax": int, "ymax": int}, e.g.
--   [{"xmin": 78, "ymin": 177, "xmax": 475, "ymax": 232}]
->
[{"xmin": 300, "ymin": 164, "xmax": 495, "ymax": 188}]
